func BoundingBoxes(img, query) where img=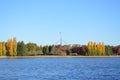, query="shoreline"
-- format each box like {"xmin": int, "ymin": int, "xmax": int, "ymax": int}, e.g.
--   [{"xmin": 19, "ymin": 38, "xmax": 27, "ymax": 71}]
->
[{"xmin": 0, "ymin": 56, "xmax": 120, "ymax": 59}]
